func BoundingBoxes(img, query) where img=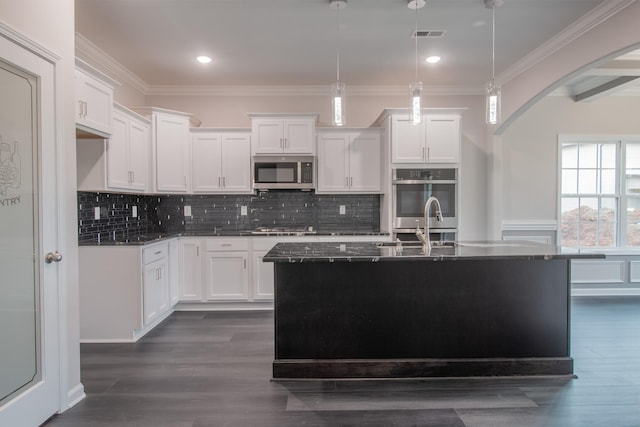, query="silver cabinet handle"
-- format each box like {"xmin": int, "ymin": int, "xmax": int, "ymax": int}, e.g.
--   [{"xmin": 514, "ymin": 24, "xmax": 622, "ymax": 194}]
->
[
  {"xmin": 244, "ymin": 259, "xmax": 247, "ymax": 269},
  {"xmin": 154, "ymin": 251, "xmax": 162, "ymax": 255},
  {"xmin": 218, "ymin": 177, "xmax": 221, "ymax": 187},
  {"xmin": 223, "ymin": 177, "xmax": 226, "ymax": 187},
  {"xmin": 45, "ymin": 252, "xmax": 63, "ymax": 264},
  {"xmin": 350, "ymin": 177, "xmax": 353, "ymax": 187},
  {"xmin": 345, "ymin": 177, "xmax": 349, "ymax": 186},
  {"xmin": 78, "ymin": 100, "xmax": 84, "ymax": 118}
]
